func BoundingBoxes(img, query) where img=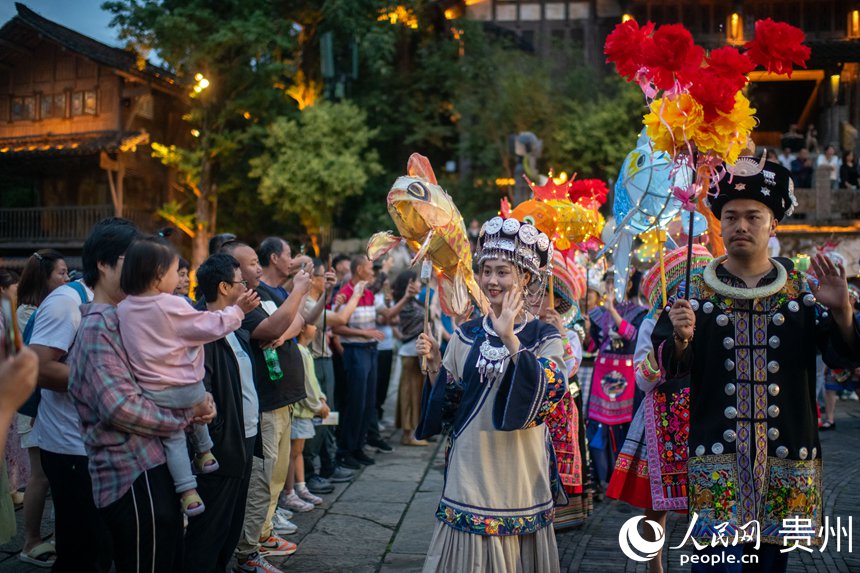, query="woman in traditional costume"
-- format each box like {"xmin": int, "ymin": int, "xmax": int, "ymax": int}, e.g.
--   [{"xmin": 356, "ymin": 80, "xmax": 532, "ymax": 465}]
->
[
  {"xmin": 415, "ymin": 215, "xmax": 567, "ymax": 573},
  {"xmin": 606, "ymin": 245, "xmax": 712, "ymax": 572},
  {"xmin": 585, "ymin": 271, "xmax": 648, "ymax": 491}
]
